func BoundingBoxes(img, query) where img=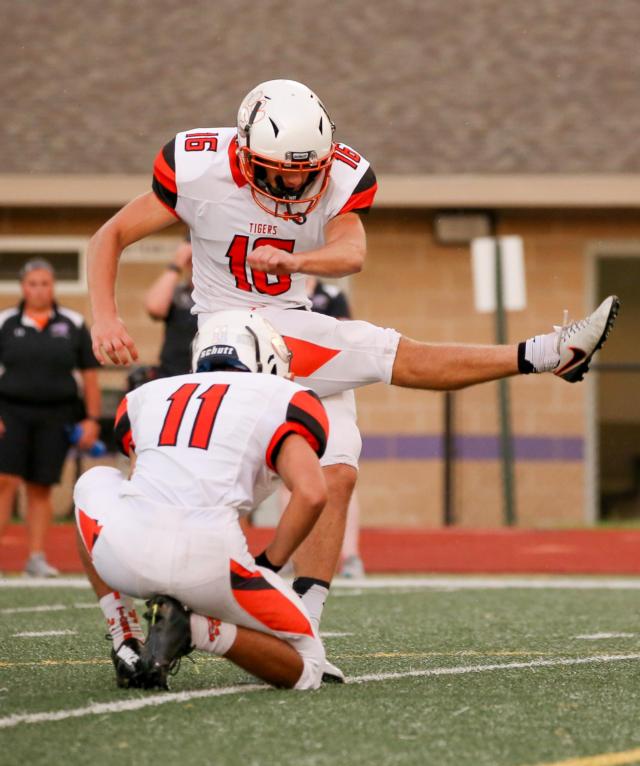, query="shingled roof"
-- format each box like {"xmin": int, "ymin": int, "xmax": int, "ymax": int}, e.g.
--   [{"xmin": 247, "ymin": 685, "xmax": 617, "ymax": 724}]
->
[{"xmin": 3, "ymin": 0, "xmax": 640, "ymax": 176}]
